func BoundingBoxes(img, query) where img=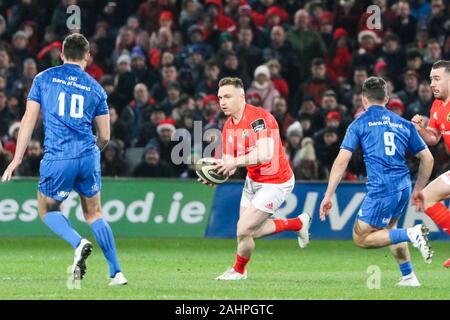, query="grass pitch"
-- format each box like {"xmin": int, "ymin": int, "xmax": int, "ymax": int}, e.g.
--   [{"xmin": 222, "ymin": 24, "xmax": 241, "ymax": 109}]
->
[{"xmin": 0, "ymin": 237, "xmax": 449, "ymax": 300}]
